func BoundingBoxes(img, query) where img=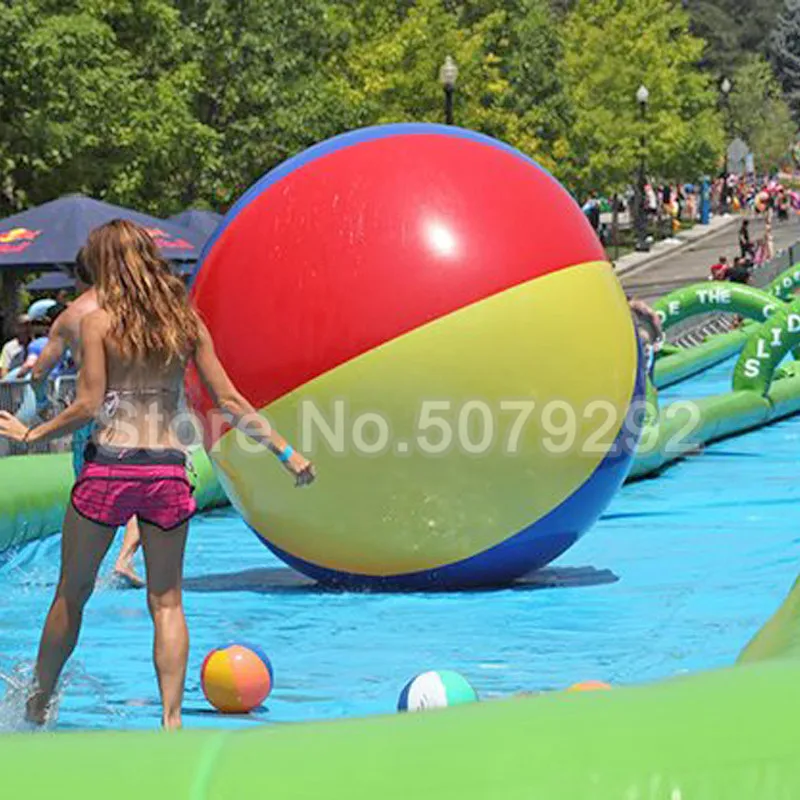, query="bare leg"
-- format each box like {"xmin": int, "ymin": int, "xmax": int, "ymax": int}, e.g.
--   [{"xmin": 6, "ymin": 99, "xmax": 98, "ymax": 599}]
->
[
  {"xmin": 27, "ymin": 505, "xmax": 115, "ymax": 724},
  {"xmin": 139, "ymin": 520, "xmax": 189, "ymax": 730},
  {"xmin": 113, "ymin": 517, "xmax": 144, "ymax": 588}
]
